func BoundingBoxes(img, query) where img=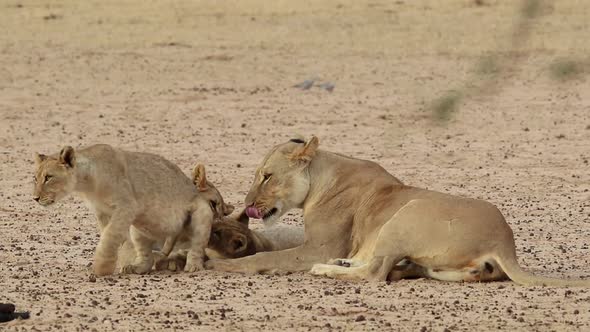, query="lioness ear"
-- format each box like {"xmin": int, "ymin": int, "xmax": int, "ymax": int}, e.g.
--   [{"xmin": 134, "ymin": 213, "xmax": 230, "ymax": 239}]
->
[
  {"xmin": 34, "ymin": 153, "xmax": 47, "ymax": 165},
  {"xmin": 192, "ymin": 164, "xmax": 209, "ymax": 191},
  {"xmin": 236, "ymin": 209, "xmax": 249, "ymax": 227},
  {"xmin": 230, "ymin": 235, "xmax": 247, "ymax": 253},
  {"xmin": 289, "ymin": 136, "xmax": 319, "ymax": 162},
  {"xmin": 59, "ymin": 146, "xmax": 75, "ymax": 168},
  {"xmin": 223, "ymin": 203, "xmax": 235, "ymax": 216}
]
